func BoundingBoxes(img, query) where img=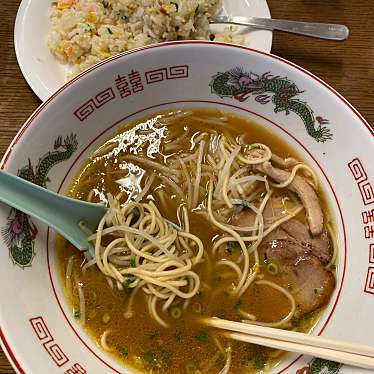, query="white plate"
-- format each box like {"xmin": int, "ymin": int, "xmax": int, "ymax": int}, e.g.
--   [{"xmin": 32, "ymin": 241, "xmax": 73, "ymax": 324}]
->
[{"xmin": 14, "ymin": 0, "xmax": 272, "ymax": 101}]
